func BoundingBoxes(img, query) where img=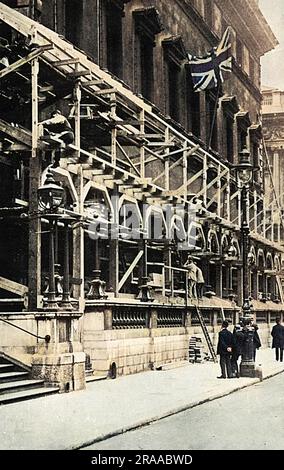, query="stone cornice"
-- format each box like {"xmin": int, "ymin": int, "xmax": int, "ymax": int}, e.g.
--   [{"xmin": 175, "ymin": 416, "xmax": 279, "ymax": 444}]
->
[
  {"xmin": 215, "ymin": 0, "xmax": 278, "ymax": 58},
  {"xmin": 176, "ymin": 2, "xmax": 262, "ymax": 102}
]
